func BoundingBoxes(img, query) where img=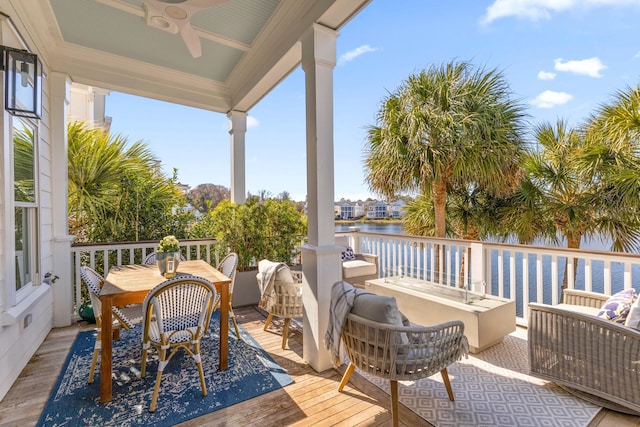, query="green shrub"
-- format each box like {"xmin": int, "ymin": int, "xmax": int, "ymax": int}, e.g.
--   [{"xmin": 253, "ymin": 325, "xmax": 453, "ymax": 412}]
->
[{"xmin": 189, "ymin": 198, "xmax": 307, "ymax": 270}]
